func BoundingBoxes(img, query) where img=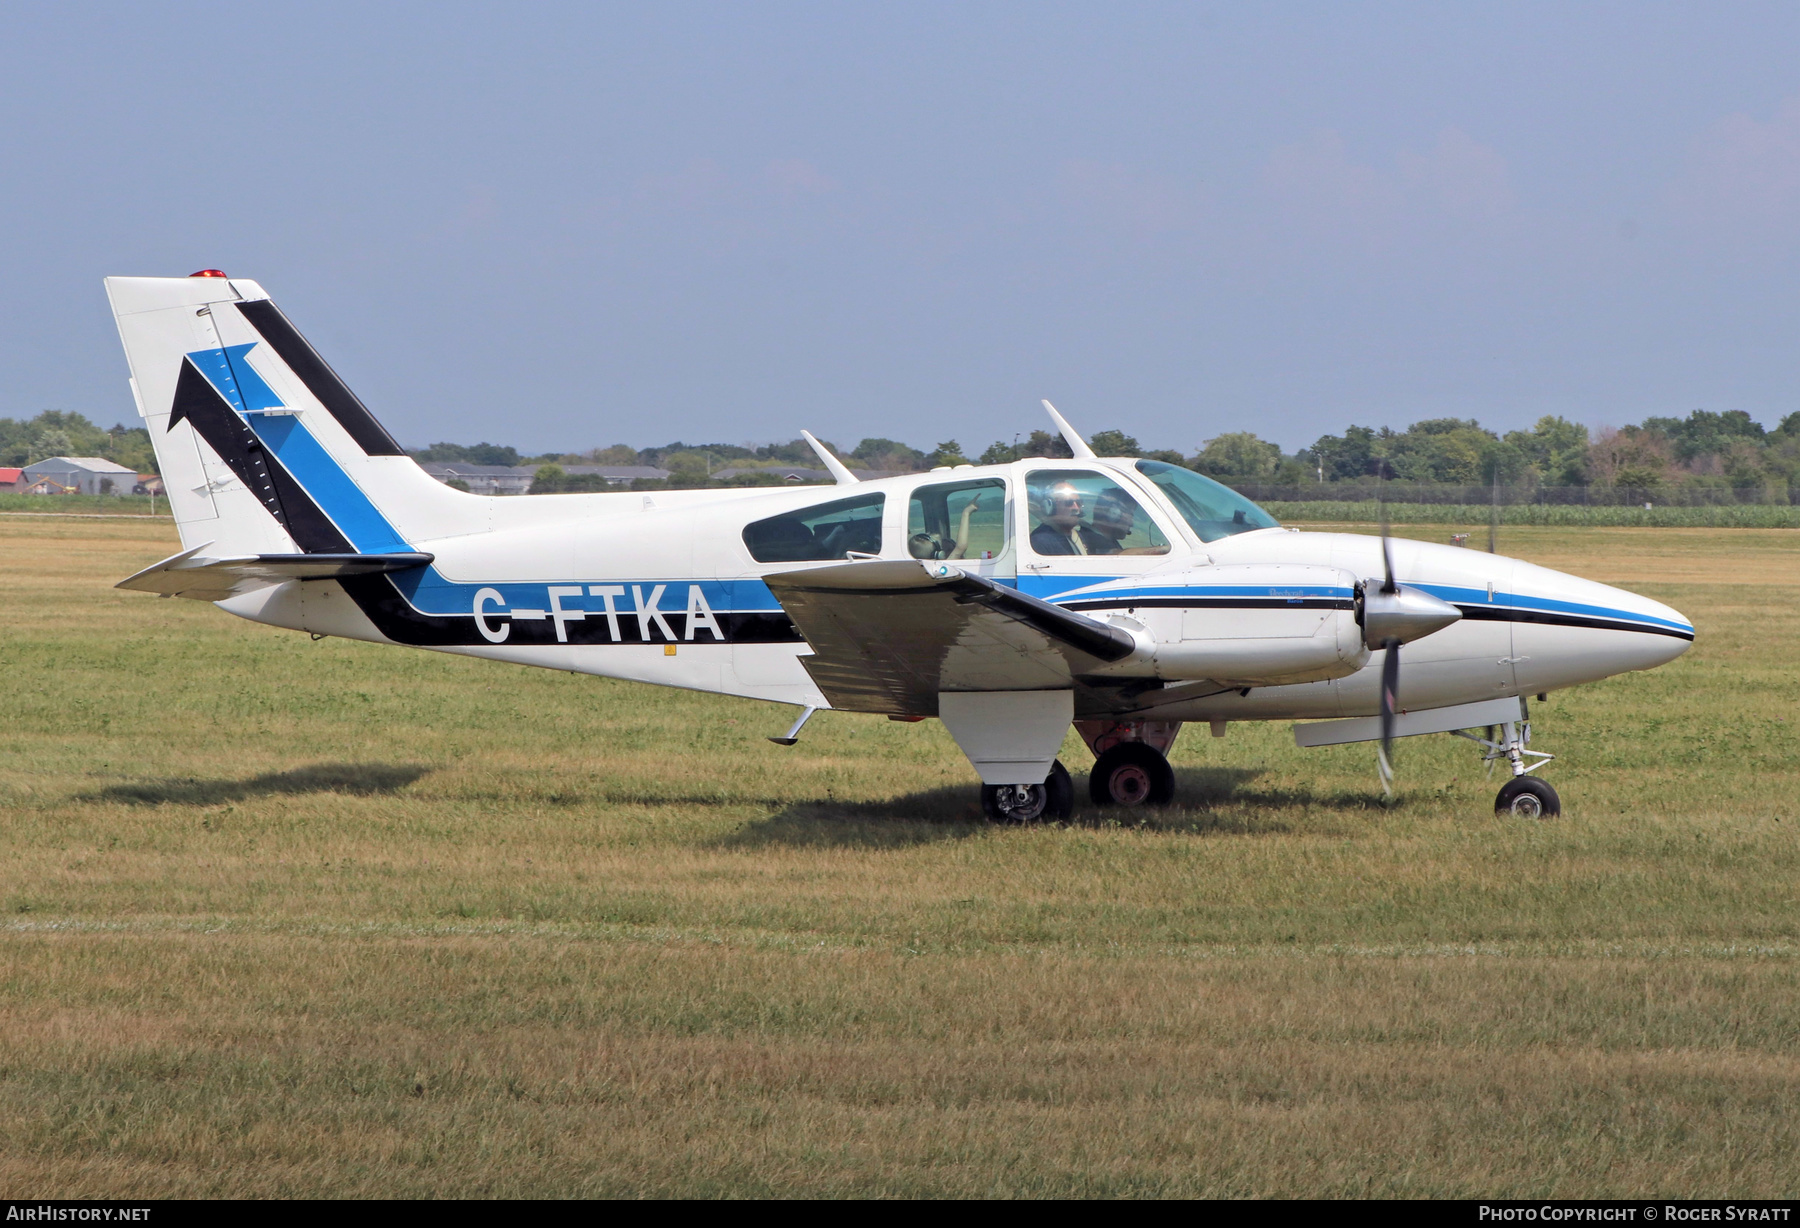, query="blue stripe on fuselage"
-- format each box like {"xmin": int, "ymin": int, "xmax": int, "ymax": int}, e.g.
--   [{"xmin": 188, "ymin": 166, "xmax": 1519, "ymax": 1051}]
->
[
  {"xmin": 1413, "ymin": 582, "xmax": 1692, "ymax": 634},
  {"xmin": 1024, "ymin": 573, "xmax": 1689, "ymax": 636},
  {"xmin": 390, "ymin": 573, "xmax": 785, "ymax": 618}
]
